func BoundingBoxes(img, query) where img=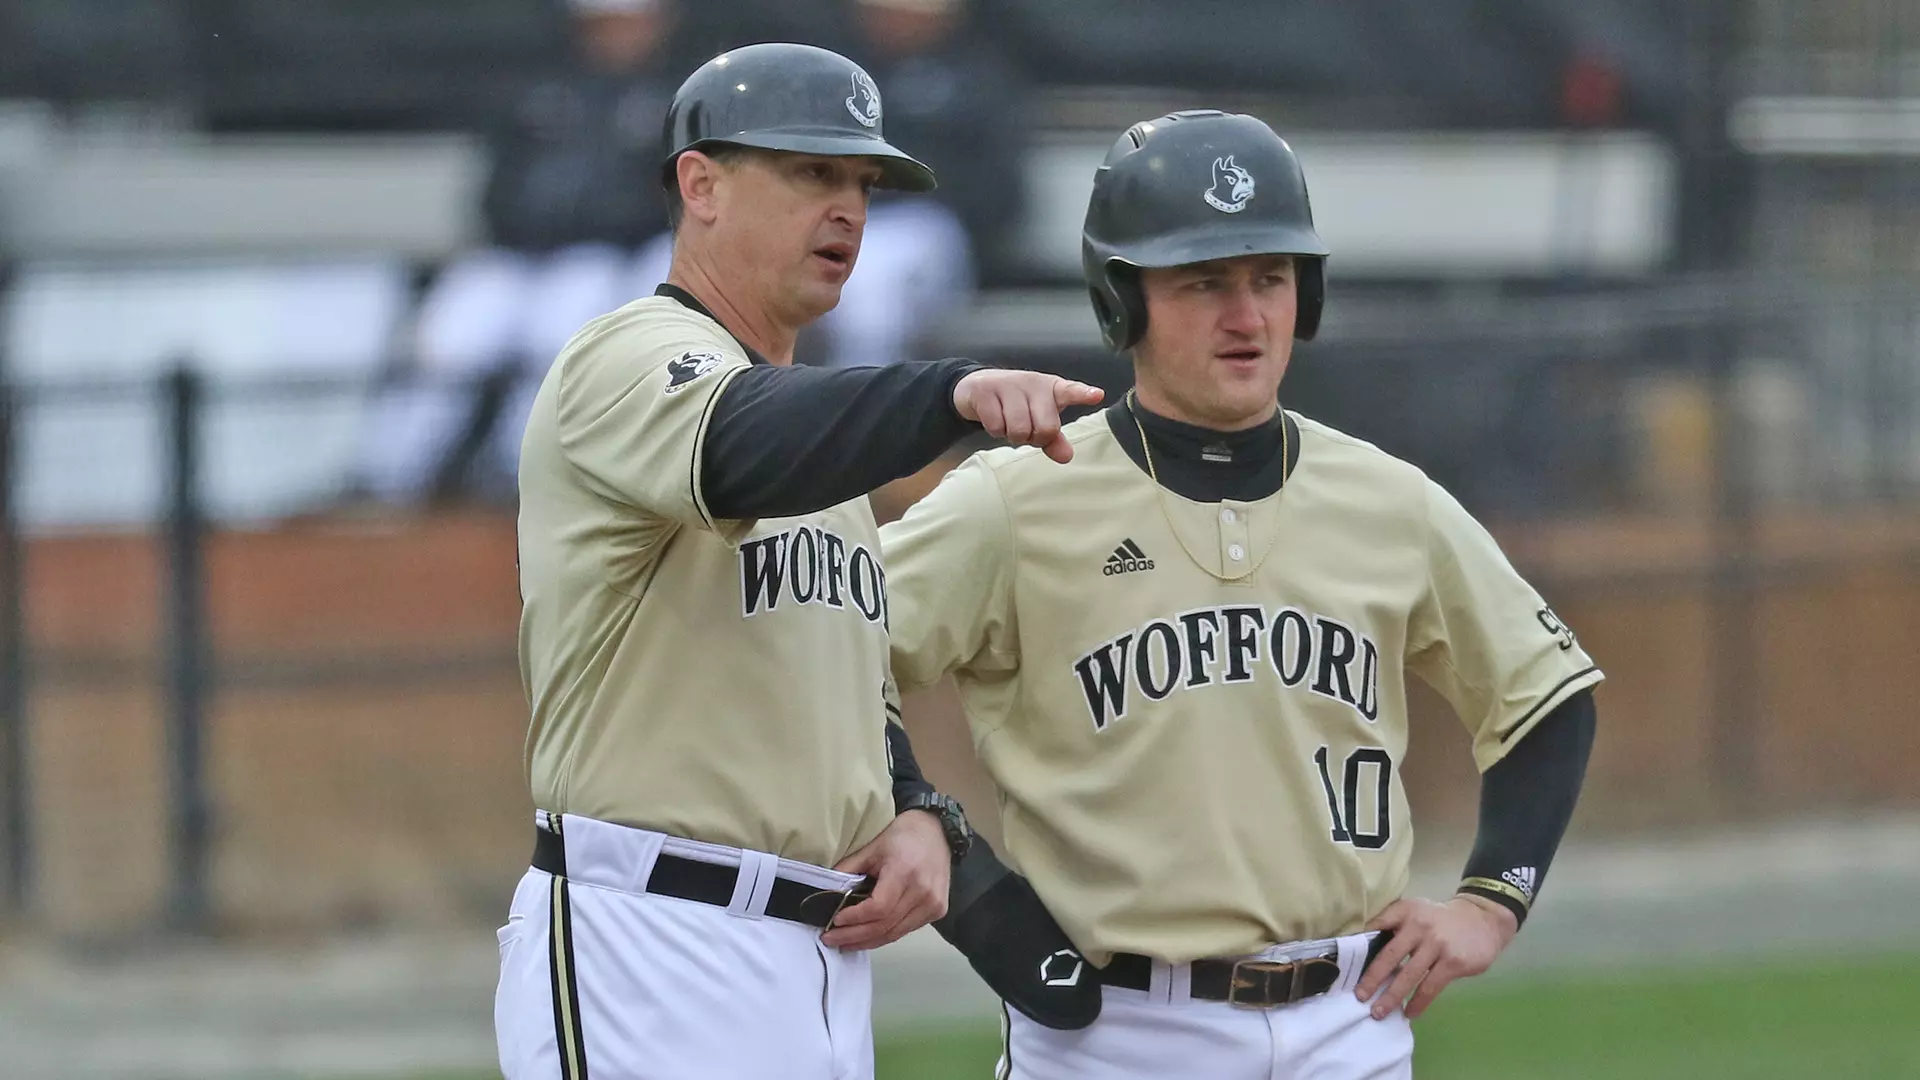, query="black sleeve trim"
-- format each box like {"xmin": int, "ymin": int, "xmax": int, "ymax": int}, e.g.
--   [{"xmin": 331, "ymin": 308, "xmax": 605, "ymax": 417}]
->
[
  {"xmin": 701, "ymin": 359, "xmax": 983, "ymax": 521},
  {"xmin": 1459, "ymin": 688, "xmax": 1597, "ymax": 927},
  {"xmin": 1497, "ymin": 666, "xmax": 1600, "ymax": 743}
]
